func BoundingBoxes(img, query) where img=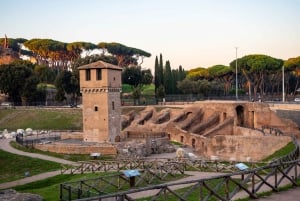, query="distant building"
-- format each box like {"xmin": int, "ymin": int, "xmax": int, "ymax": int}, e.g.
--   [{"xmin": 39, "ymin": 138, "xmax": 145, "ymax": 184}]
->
[
  {"xmin": 0, "ymin": 35, "xmax": 19, "ymax": 65},
  {"xmin": 78, "ymin": 60, "xmax": 122, "ymax": 143}
]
